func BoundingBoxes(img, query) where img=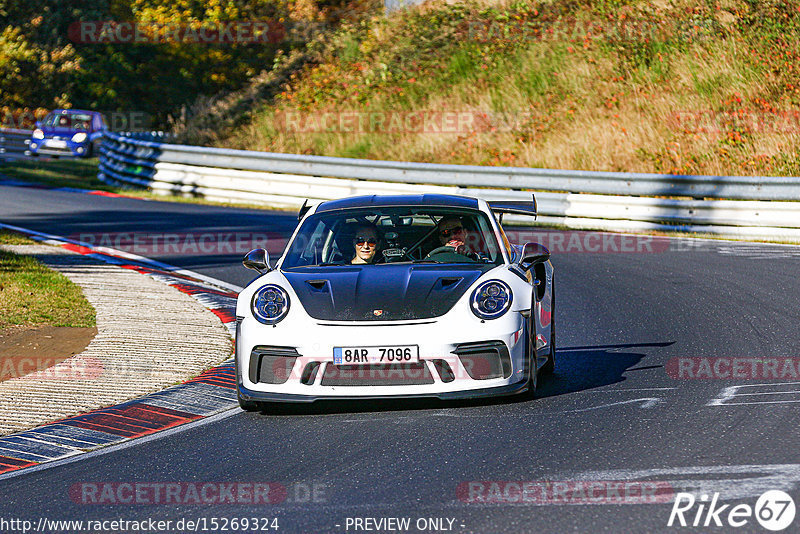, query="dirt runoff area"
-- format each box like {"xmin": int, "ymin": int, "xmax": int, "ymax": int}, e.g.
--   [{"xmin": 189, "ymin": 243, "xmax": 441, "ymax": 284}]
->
[{"xmin": 0, "ymin": 325, "xmax": 97, "ymax": 382}]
